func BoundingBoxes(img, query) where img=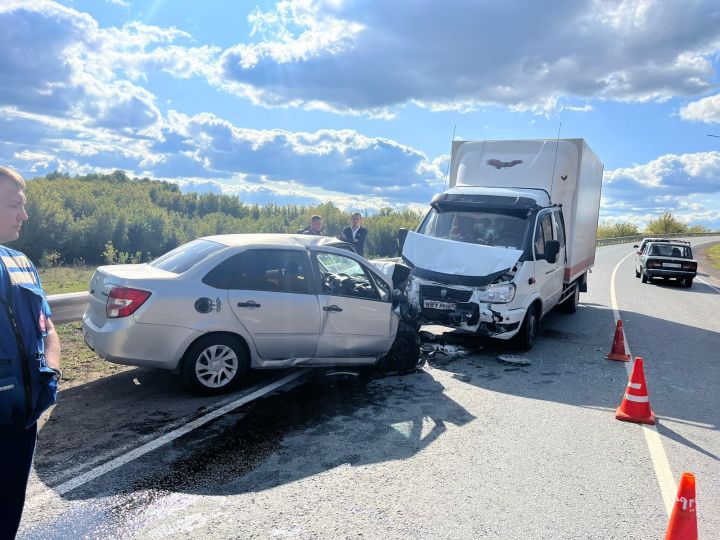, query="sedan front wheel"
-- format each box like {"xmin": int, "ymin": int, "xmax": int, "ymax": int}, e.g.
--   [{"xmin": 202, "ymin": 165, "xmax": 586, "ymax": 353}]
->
[{"xmin": 183, "ymin": 335, "xmax": 249, "ymax": 395}]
